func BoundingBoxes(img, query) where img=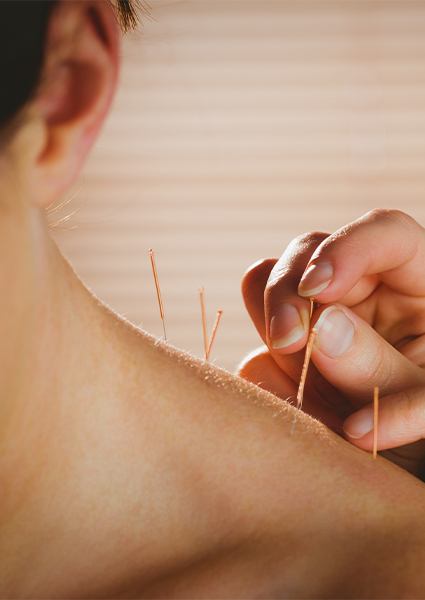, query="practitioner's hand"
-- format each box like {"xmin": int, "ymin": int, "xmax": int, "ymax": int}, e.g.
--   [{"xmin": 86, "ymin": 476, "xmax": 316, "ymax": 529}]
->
[{"xmin": 239, "ymin": 209, "xmax": 425, "ymax": 476}]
